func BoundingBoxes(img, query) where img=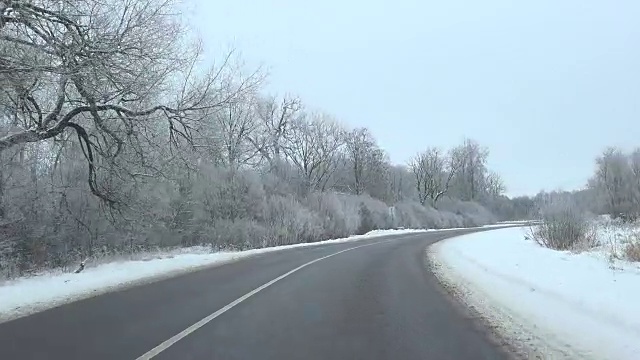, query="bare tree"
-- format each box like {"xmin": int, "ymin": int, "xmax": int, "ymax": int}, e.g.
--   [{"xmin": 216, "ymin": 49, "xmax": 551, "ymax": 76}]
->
[
  {"xmin": 0, "ymin": 0, "xmax": 261, "ymax": 201},
  {"xmin": 387, "ymin": 164, "xmax": 415, "ymax": 203},
  {"xmin": 485, "ymin": 171, "xmax": 506, "ymax": 197},
  {"xmin": 449, "ymin": 139, "xmax": 489, "ymax": 201},
  {"xmin": 629, "ymin": 148, "xmax": 640, "ymax": 210},
  {"xmin": 209, "ymin": 94, "xmax": 261, "ymax": 171},
  {"xmin": 589, "ymin": 147, "xmax": 637, "ymax": 219},
  {"xmin": 409, "ymin": 147, "xmax": 459, "ymax": 206},
  {"xmin": 283, "ymin": 112, "xmax": 346, "ymax": 192},
  {"xmin": 344, "ymin": 127, "xmax": 387, "ymax": 196},
  {"xmin": 249, "ymin": 95, "xmax": 301, "ymax": 170}
]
